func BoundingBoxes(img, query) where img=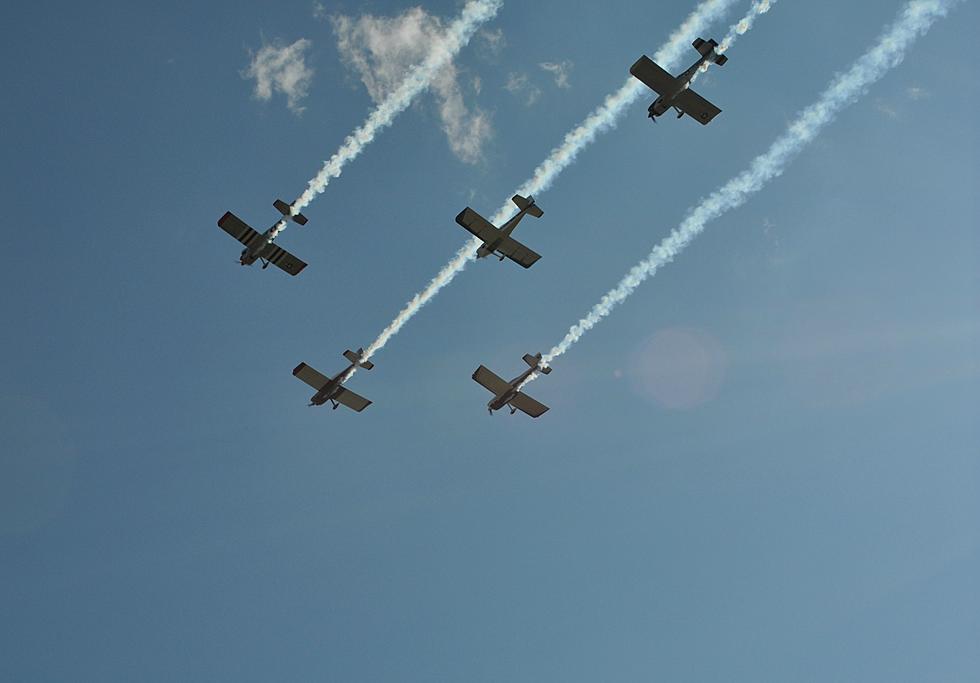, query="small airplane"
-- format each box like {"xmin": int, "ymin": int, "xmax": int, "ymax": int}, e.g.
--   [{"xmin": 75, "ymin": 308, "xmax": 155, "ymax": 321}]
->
[
  {"xmin": 472, "ymin": 353, "xmax": 552, "ymax": 417},
  {"xmin": 292, "ymin": 349, "xmax": 375, "ymax": 411},
  {"xmin": 455, "ymin": 194, "xmax": 544, "ymax": 269},
  {"xmin": 217, "ymin": 199, "xmax": 309, "ymax": 276},
  {"xmin": 630, "ymin": 37, "xmax": 728, "ymax": 125}
]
